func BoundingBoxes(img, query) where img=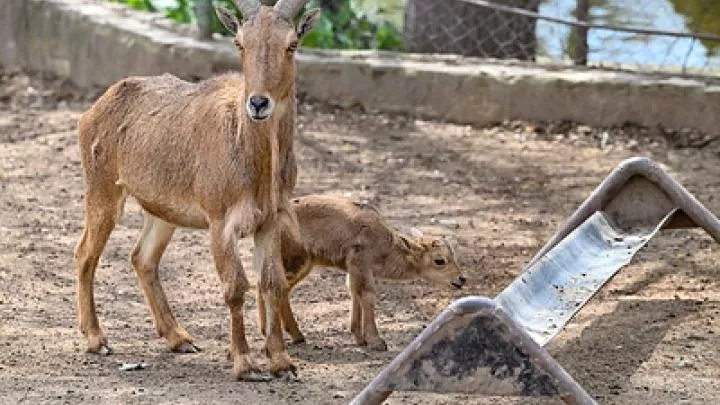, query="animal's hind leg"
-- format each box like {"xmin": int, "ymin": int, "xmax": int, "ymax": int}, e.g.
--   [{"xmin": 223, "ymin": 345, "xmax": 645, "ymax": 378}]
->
[
  {"xmin": 75, "ymin": 188, "xmax": 123, "ymax": 354},
  {"xmin": 280, "ymin": 288, "xmax": 305, "ymax": 344},
  {"xmin": 131, "ymin": 212, "xmax": 197, "ymax": 353},
  {"xmin": 262, "ymin": 279, "xmax": 306, "ymax": 344}
]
